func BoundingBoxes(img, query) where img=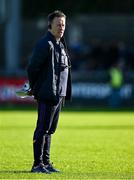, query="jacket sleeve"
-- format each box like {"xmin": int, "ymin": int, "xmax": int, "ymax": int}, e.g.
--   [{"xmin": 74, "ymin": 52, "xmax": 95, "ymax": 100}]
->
[{"xmin": 27, "ymin": 39, "xmax": 49, "ymax": 90}]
